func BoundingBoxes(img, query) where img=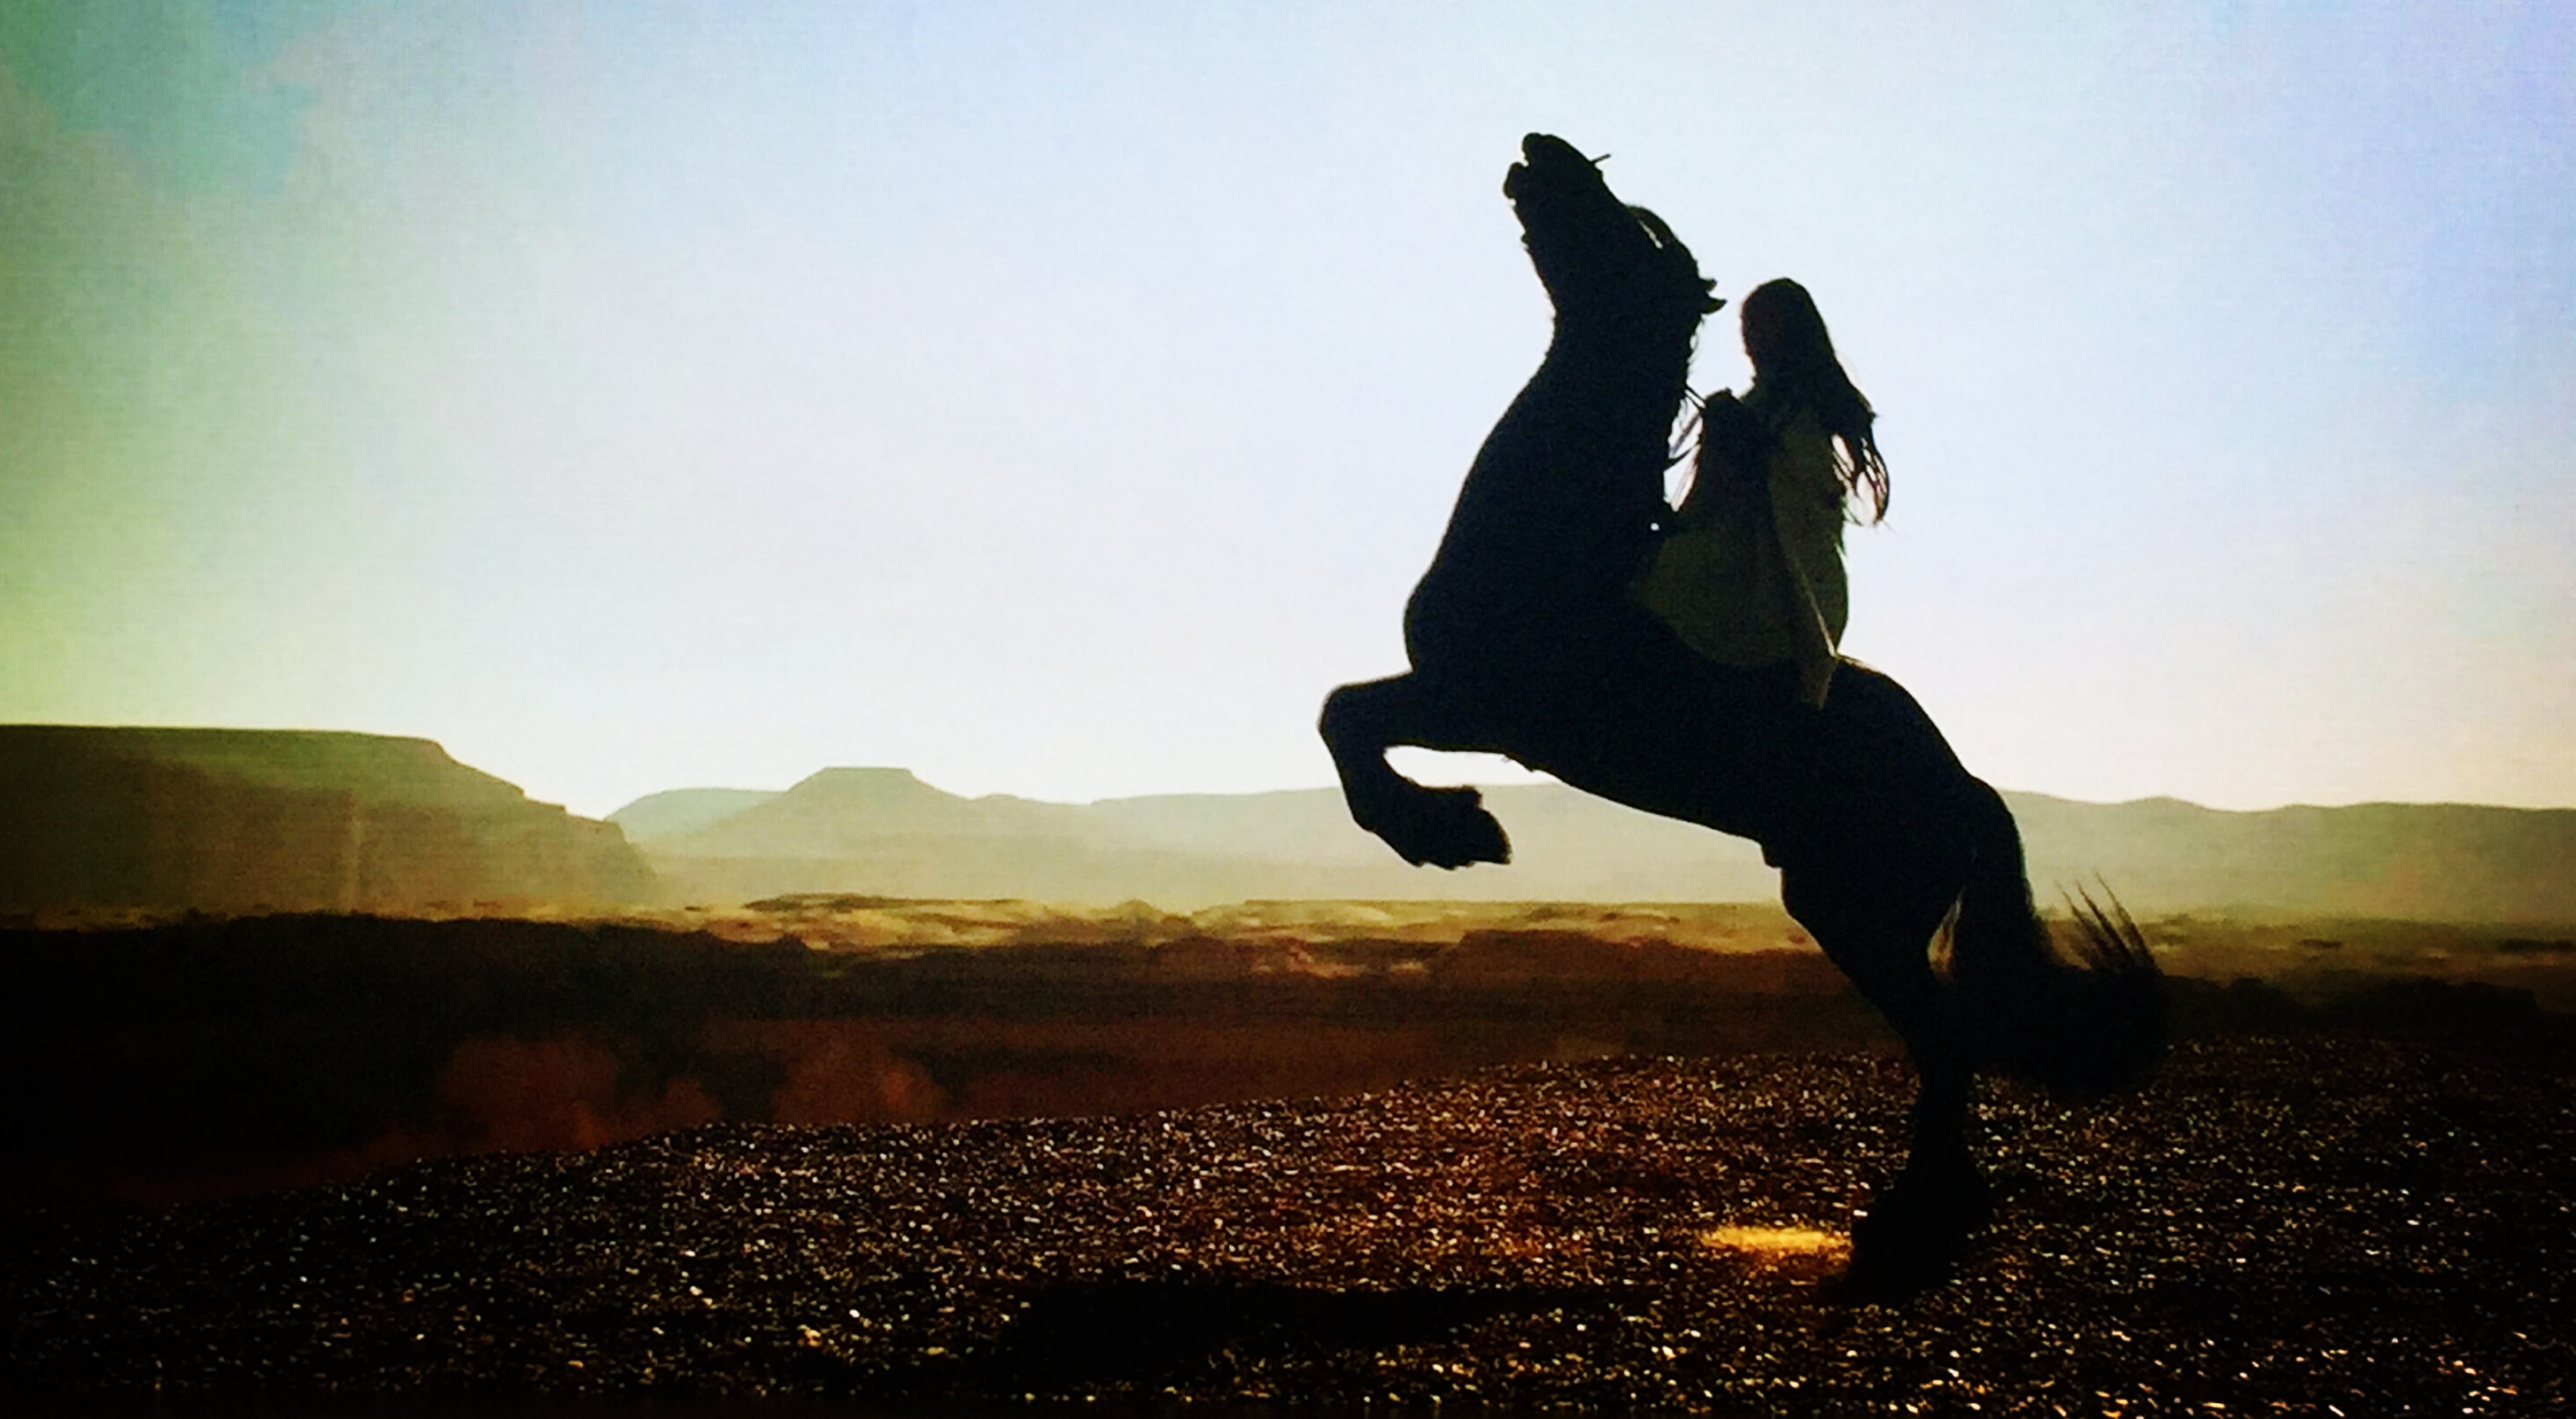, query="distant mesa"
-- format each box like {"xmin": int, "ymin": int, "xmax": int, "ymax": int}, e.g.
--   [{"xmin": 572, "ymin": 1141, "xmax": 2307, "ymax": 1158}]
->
[
  {"xmin": 6, "ymin": 728, "xmax": 2571, "ymax": 923},
  {"xmin": 605, "ymin": 786, "xmax": 781, "ymax": 843},
  {"xmin": 616, "ymin": 766, "xmax": 2576, "ymax": 924},
  {"xmin": 623, "ymin": 766, "xmax": 1783, "ymax": 911},
  {"xmin": 2001, "ymin": 793, "xmax": 2576, "ymax": 926},
  {"xmin": 0, "ymin": 725, "xmax": 654, "ymax": 916}
]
